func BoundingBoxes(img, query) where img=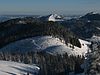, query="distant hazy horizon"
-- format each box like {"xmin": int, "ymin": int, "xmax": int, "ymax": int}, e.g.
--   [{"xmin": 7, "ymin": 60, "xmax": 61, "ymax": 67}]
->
[{"xmin": 0, "ymin": 0, "xmax": 100, "ymax": 15}]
